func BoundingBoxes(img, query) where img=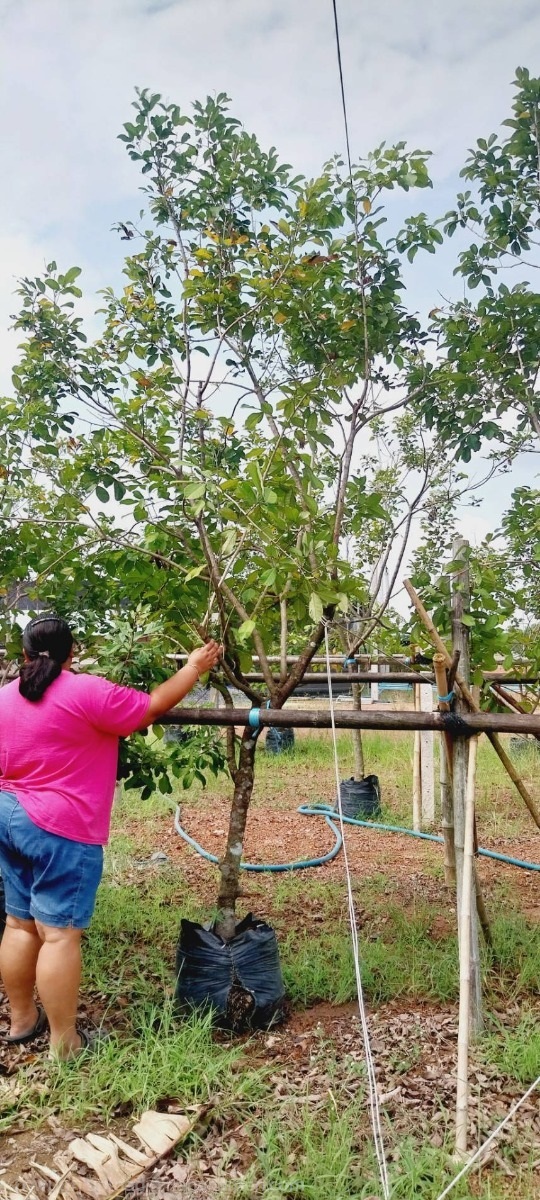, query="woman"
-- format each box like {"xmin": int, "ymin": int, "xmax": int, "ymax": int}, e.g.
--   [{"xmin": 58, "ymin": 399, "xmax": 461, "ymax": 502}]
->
[{"xmin": 0, "ymin": 615, "xmax": 220, "ymax": 1059}]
